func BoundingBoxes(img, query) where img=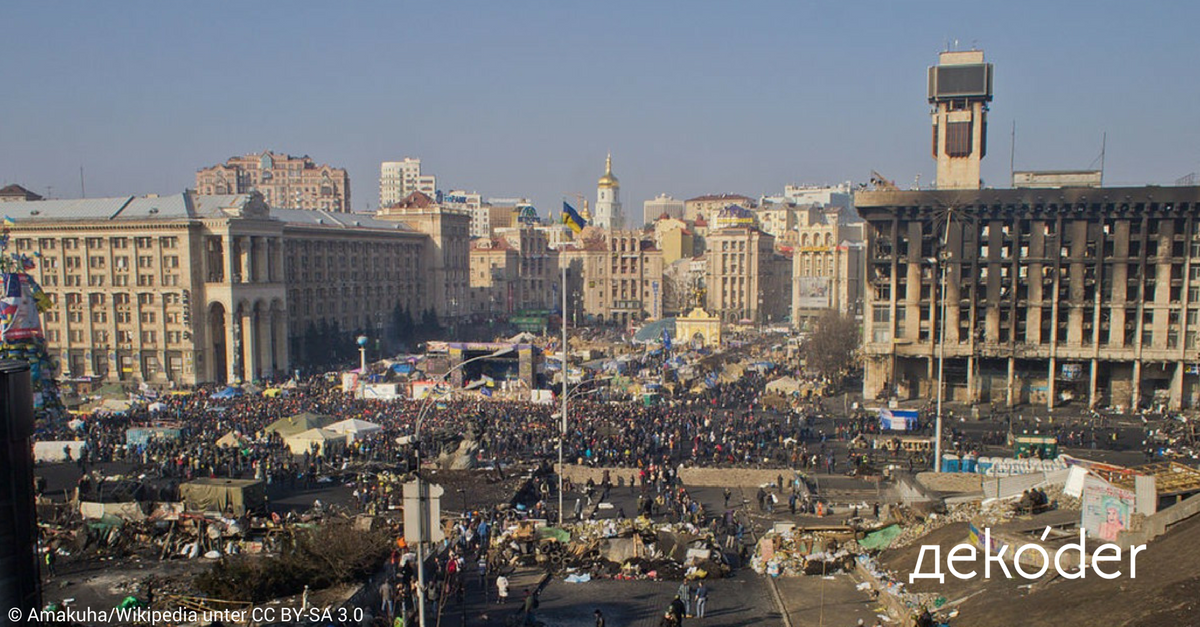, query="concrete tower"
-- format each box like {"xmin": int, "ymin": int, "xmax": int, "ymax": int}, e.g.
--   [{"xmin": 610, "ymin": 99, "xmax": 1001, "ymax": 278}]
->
[
  {"xmin": 929, "ymin": 50, "xmax": 994, "ymax": 189},
  {"xmin": 593, "ymin": 153, "xmax": 624, "ymax": 230}
]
